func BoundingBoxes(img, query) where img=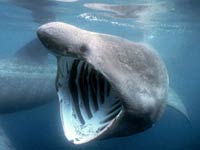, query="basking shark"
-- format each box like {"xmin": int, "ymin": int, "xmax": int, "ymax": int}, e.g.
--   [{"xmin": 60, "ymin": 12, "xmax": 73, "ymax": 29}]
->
[
  {"xmin": 37, "ymin": 22, "xmax": 189, "ymax": 144},
  {"xmin": 0, "ymin": 24, "xmax": 188, "ymax": 148},
  {"xmin": 0, "ymin": 1, "xmax": 187, "ymax": 147}
]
